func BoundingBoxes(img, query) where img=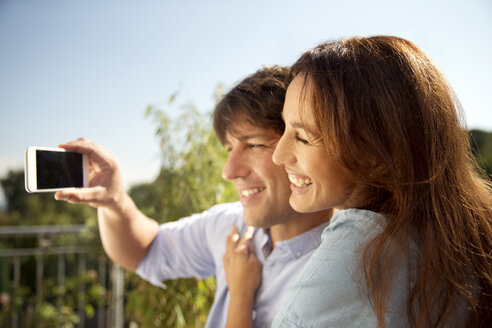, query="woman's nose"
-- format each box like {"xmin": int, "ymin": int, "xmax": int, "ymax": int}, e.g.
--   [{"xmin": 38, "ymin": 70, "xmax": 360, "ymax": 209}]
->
[{"xmin": 272, "ymin": 133, "xmax": 293, "ymax": 166}]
